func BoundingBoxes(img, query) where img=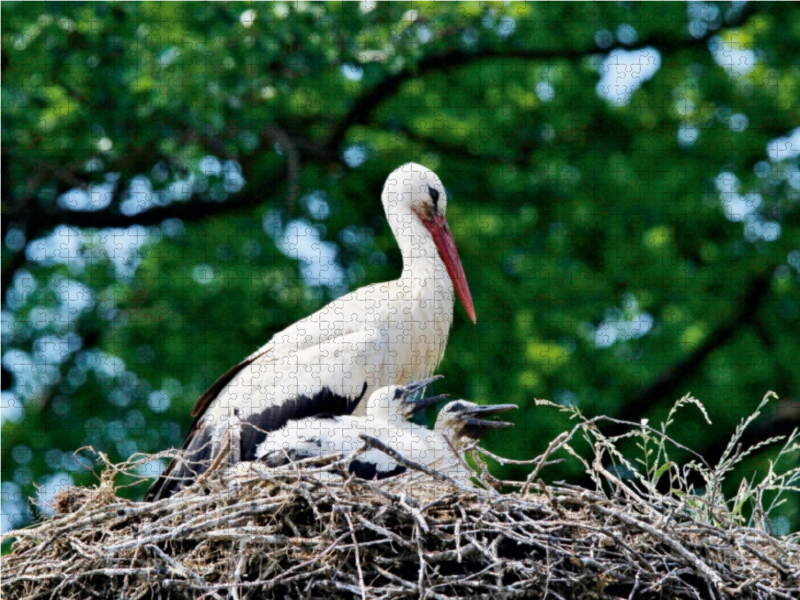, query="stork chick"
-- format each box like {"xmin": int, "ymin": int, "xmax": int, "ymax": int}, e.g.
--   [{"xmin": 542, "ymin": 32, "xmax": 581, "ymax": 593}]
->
[
  {"xmin": 255, "ymin": 377, "xmax": 447, "ymax": 480},
  {"xmin": 421, "ymin": 400, "xmax": 517, "ymax": 484}
]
